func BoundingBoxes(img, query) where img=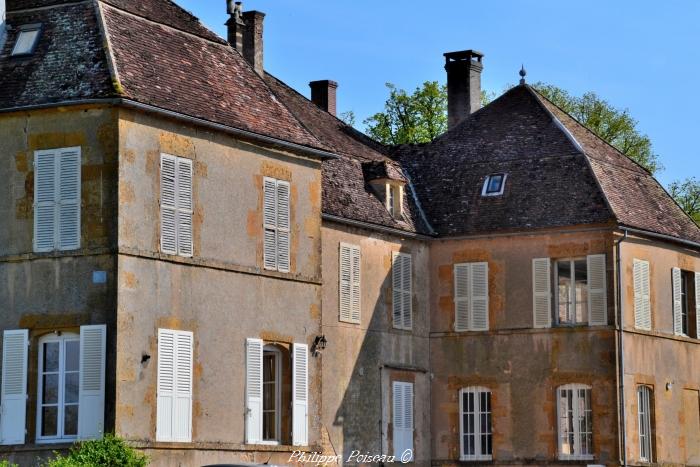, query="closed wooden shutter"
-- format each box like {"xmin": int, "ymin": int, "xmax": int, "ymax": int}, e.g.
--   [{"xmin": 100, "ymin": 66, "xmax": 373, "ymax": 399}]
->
[
  {"xmin": 176, "ymin": 158, "xmax": 193, "ymax": 258},
  {"xmin": 351, "ymin": 246, "xmax": 361, "ymax": 323},
  {"xmin": 392, "ymin": 381, "xmax": 414, "ymax": 459},
  {"xmin": 34, "ymin": 150, "xmax": 57, "ymax": 253},
  {"xmin": 292, "ymin": 343, "xmax": 308, "ymax": 446},
  {"xmin": 0, "ymin": 330, "xmax": 28, "ymax": 445},
  {"xmin": 245, "ymin": 338, "xmax": 263, "ymax": 444},
  {"xmin": 156, "ymin": 329, "xmax": 193, "ymax": 442},
  {"xmin": 263, "ymin": 178, "xmax": 277, "ymax": 270},
  {"xmin": 276, "ymin": 181, "xmax": 290, "ymax": 273},
  {"xmin": 160, "ymin": 155, "xmax": 178, "ymax": 255},
  {"xmin": 696, "ymin": 273, "xmax": 700, "ymax": 339},
  {"xmin": 587, "ymin": 255, "xmax": 608, "ymax": 326},
  {"xmin": 392, "ymin": 253, "xmax": 412, "ymax": 330},
  {"xmin": 672, "ymin": 267, "xmax": 683, "ymax": 335},
  {"xmin": 470, "ymin": 263, "xmax": 489, "ymax": 331},
  {"xmin": 532, "ymin": 258, "xmax": 552, "ymax": 328},
  {"xmin": 633, "ymin": 259, "xmax": 651, "ymax": 330},
  {"xmin": 339, "ymin": 243, "xmax": 361, "ymax": 324},
  {"xmin": 78, "ymin": 325, "xmax": 106, "ymax": 440},
  {"xmin": 57, "ymin": 148, "xmax": 81, "ymax": 251},
  {"xmin": 454, "ymin": 264, "xmax": 470, "ymax": 331}
]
